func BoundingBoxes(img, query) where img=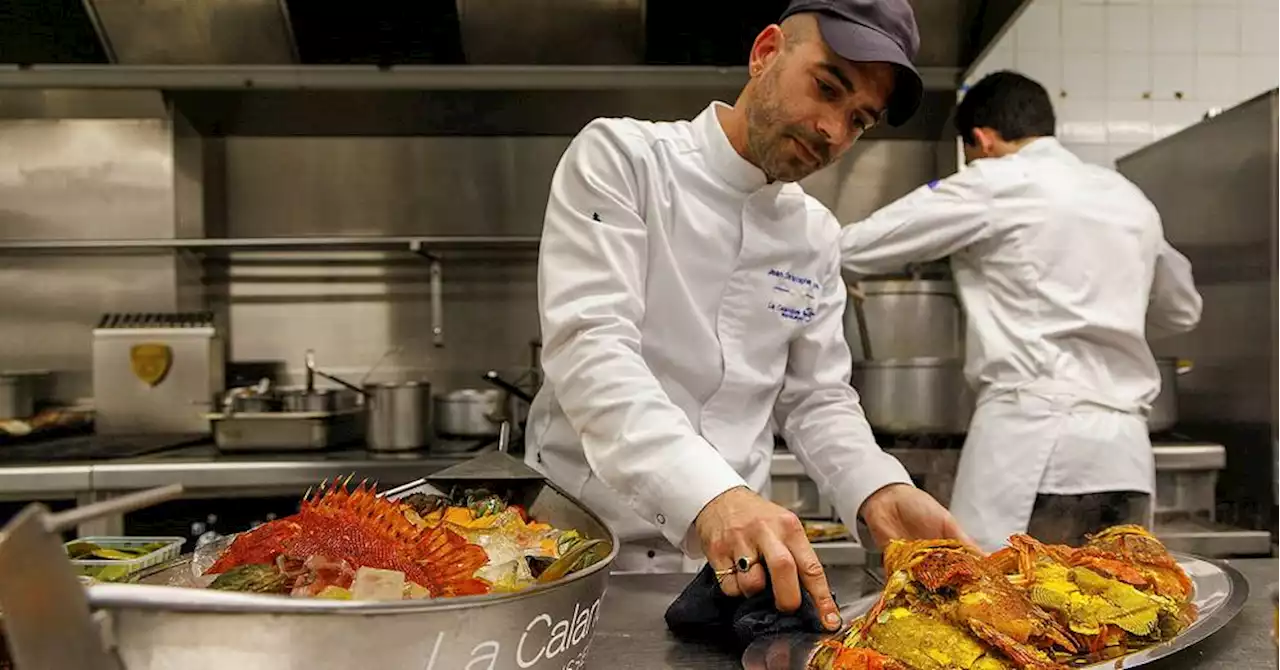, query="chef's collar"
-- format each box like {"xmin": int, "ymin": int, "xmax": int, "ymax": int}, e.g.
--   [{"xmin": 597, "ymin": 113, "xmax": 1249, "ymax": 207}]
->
[
  {"xmin": 1015, "ymin": 136, "xmax": 1066, "ymax": 158},
  {"xmin": 697, "ymin": 102, "xmax": 771, "ymax": 193}
]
